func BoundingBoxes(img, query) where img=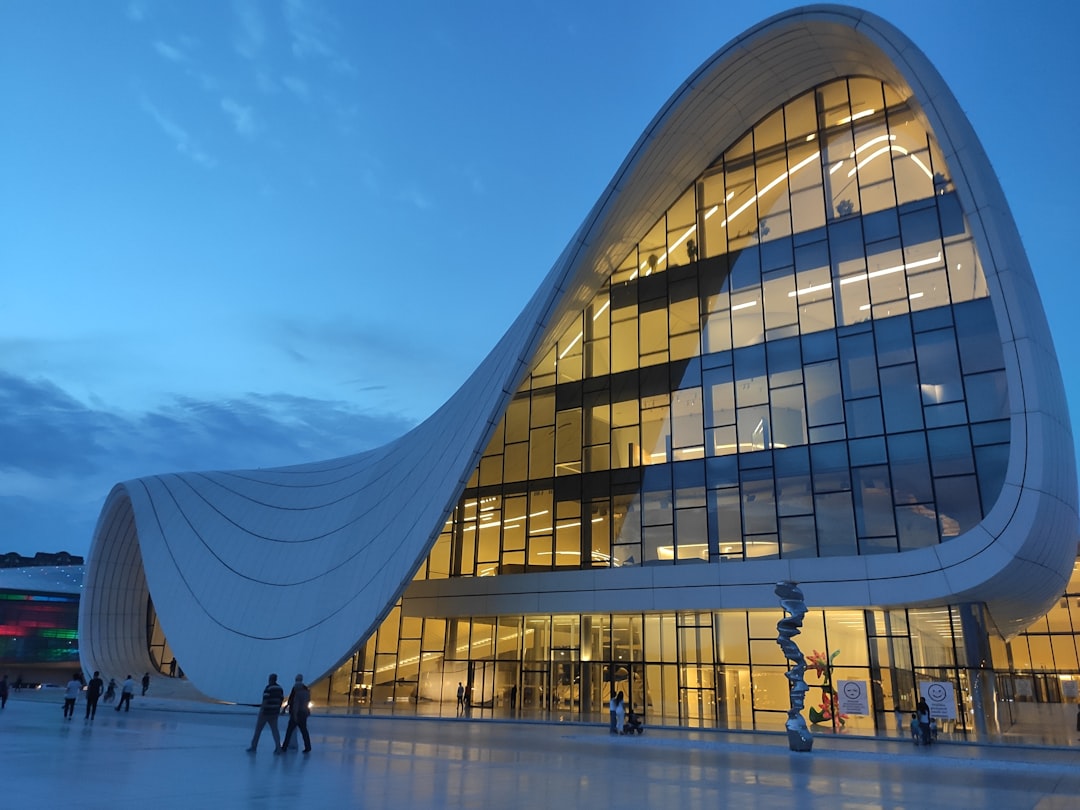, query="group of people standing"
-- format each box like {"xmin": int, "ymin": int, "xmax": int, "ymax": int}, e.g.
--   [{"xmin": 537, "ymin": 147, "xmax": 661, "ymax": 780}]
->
[
  {"xmin": 246, "ymin": 673, "xmax": 312, "ymax": 754},
  {"xmin": 911, "ymin": 697, "xmax": 938, "ymax": 746}
]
